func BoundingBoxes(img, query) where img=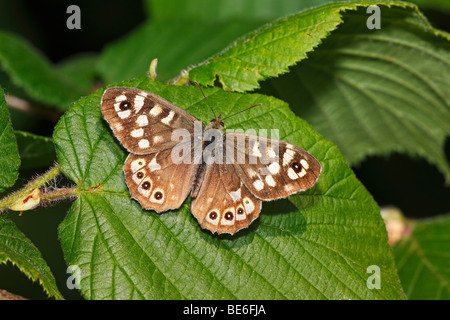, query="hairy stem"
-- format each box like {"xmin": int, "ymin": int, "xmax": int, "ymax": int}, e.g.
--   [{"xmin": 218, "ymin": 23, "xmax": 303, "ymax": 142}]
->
[{"xmin": 0, "ymin": 164, "xmax": 76, "ymax": 212}]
